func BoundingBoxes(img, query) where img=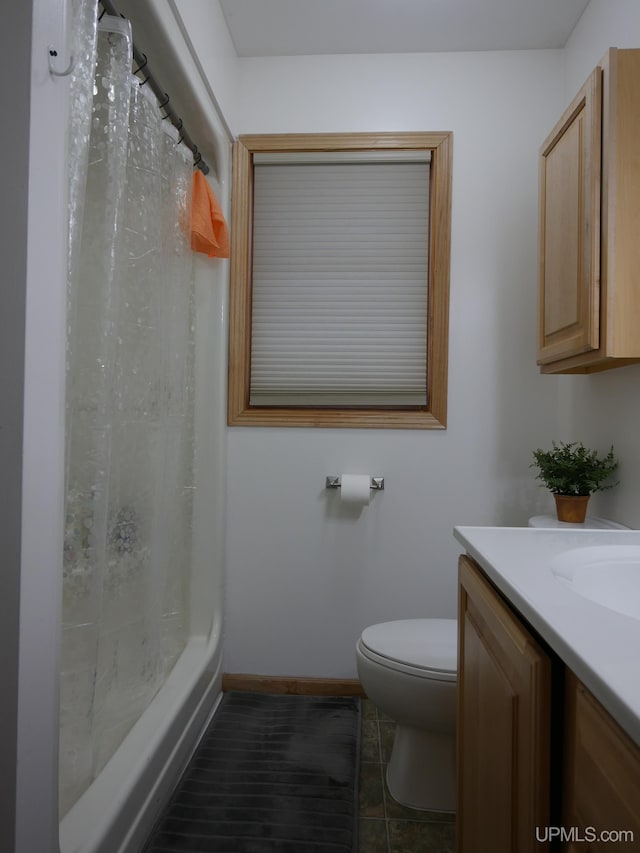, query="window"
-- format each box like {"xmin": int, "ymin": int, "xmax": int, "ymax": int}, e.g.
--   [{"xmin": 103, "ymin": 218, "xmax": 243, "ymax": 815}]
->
[{"xmin": 228, "ymin": 132, "xmax": 453, "ymax": 429}]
